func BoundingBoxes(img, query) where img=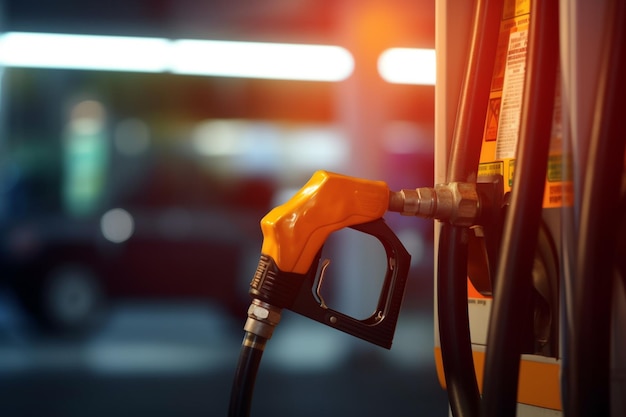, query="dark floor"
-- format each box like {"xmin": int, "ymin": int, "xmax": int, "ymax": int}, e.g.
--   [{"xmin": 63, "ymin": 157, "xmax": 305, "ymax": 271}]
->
[
  {"xmin": 0, "ymin": 366, "xmax": 447, "ymax": 417},
  {"xmin": 0, "ymin": 295, "xmax": 449, "ymax": 417}
]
